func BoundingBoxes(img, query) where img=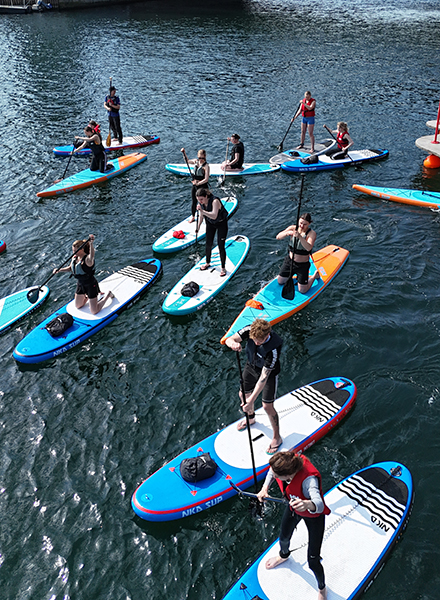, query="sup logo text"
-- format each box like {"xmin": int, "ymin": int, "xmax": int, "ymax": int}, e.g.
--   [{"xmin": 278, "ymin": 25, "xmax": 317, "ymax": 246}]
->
[{"xmin": 371, "ymin": 515, "xmax": 390, "ymax": 532}]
